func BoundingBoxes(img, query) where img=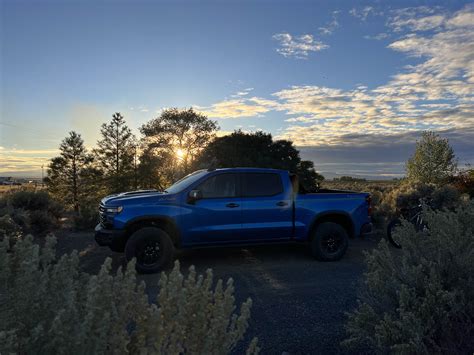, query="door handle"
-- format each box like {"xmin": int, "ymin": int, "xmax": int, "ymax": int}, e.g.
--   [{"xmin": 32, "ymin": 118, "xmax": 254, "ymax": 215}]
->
[
  {"xmin": 276, "ymin": 201, "xmax": 288, "ymax": 206},
  {"xmin": 226, "ymin": 203, "xmax": 240, "ymax": 208}
]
